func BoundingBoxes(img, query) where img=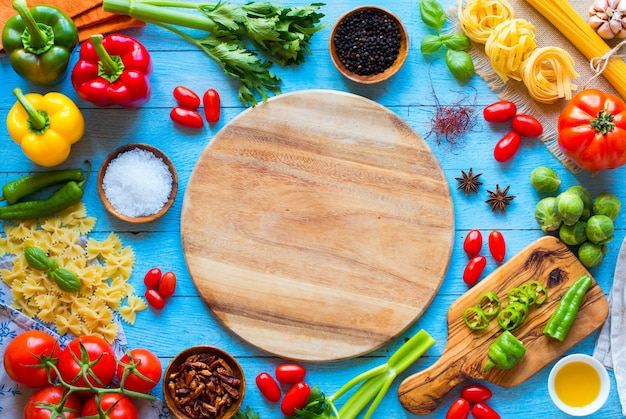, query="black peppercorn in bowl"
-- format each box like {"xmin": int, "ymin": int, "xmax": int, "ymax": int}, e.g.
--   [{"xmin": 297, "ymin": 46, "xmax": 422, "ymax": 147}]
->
[{"xmin": 329, "ymin": 6, "xmax": 409, "ymax": 84}]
